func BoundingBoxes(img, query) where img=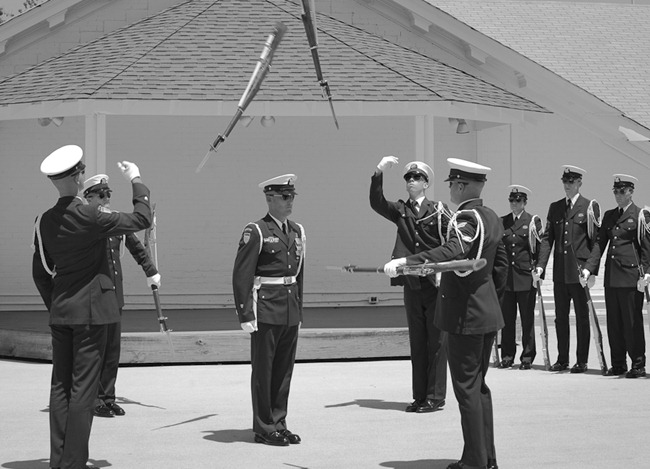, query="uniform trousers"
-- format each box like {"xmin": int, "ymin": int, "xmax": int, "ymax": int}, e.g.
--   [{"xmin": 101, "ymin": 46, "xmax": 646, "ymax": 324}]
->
[
  {"xmin": 500, "ymin": 288, "xmax": 537, "ymax": 363},
  {"xmin": 97, "ymin": 319, "xmax": 121, "ymax": 405},
  {"xmin": 553, "ymin": 282, "xmax": 590, "ymax": 364},
  {"xmin": 605, "ymin": 287, "xmax": 646, "ymax": 368},
  {"xmin": 447, "ymin": 332, "xmax": 497, "ymax": 468},
  {"xmin": 403, "ymin": 280, "xmax": 447, "ymax": 401},
  {"xmin": 49, "ymin": 324, "xmax": 108, "ymax": 469},
  {"xmin": 250, "ymin": 322, "xmax": 299, "ymax": 435}
]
